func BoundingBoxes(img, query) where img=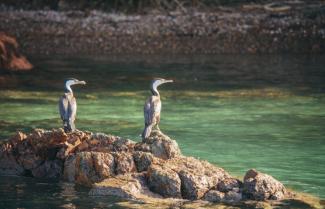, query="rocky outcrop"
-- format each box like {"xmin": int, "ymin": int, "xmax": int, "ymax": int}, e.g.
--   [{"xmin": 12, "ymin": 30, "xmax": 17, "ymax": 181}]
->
[
  {"xmin": 0, "ymin": 128, "xmax": 292, "ymax": 206},
  {"xmin": 243, "ymin": 169, "xmax": 287, "ymax": 200},
  {"xmin": 0, "ymin": 33, "xmax": 33, "ymax": 71}
]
